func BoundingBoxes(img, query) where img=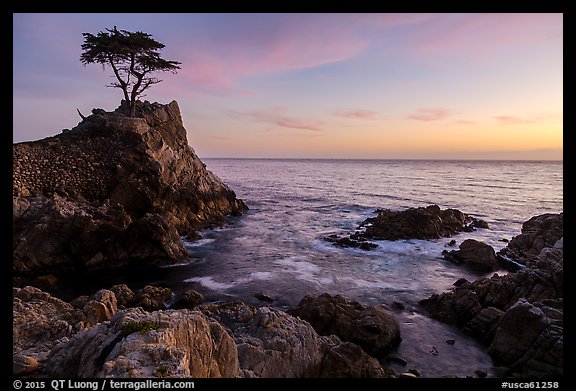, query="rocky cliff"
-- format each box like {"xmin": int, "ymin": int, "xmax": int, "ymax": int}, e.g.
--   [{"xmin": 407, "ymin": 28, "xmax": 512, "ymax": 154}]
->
[{"xmin": 13, "ymin": 100, "xmax": 247, "ymax": 274}]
